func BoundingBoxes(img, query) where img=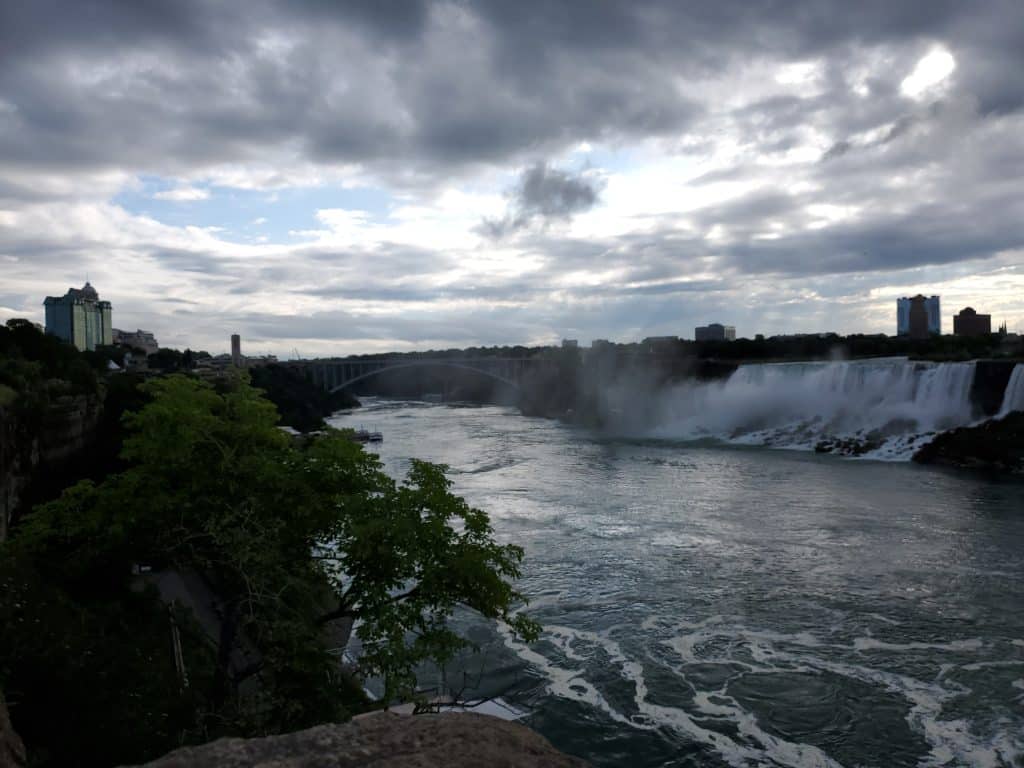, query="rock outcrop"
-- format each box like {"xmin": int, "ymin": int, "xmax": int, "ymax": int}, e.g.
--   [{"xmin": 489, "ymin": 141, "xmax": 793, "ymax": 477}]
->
[
  {"xmin": 0, "ymin": 392, "xmax": 103, "ymax": 541},
  {"xmin": 0, "ymin": 692, "xmax": 26, "ymax": 768},
  {"xmin": 913, "ymin": 412, "xmax": 1024, "ymax": 473},
  {"xmin": 133, "ymin": 711, "xmax": 587, "ymax": 768}
]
